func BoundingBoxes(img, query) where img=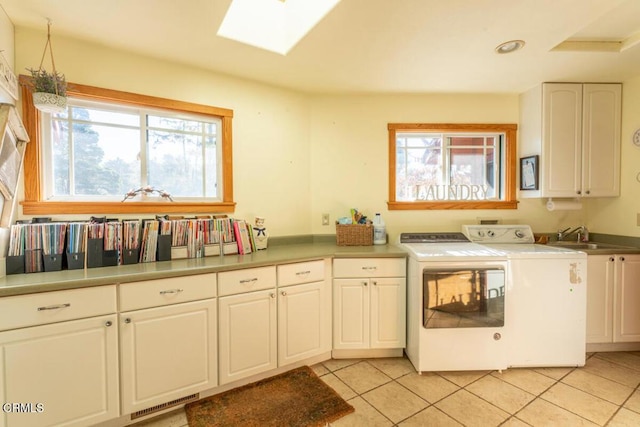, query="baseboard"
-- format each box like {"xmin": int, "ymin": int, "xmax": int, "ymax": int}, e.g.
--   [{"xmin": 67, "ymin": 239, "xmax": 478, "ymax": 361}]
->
[
  {"xmin": 331, "ymin": 348, "xmax": 404, "ymax": 359},
  {"xmin": 587, "ymin": 342, "xmax": 640, "ymax": 352}
]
